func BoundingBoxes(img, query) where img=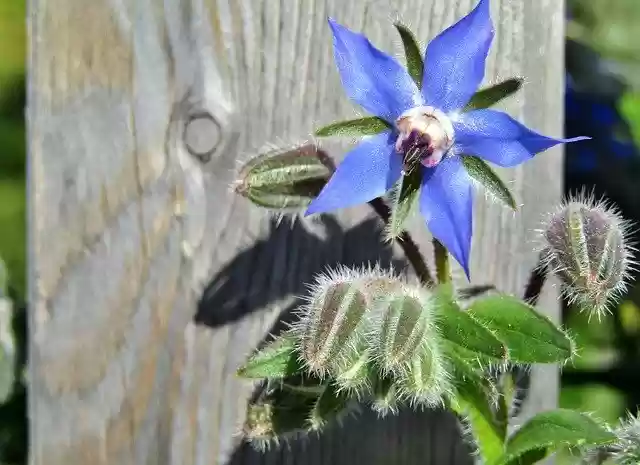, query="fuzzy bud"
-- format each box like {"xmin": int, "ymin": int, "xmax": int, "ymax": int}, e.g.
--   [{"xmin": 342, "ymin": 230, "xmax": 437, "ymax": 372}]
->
[
  {"xmin": 581, "ymin": 413, "xmax": 640, "ymax": 465},
  {"xmin": 233, "ymin": 144, "xmax": 332, "ymax": 212},
  {"xmin": 608, "ymin": 413, "xmax": 640, "ymax": 465},
  {"xmin": 371, "ymin": 285, "xmax": 436, "ymax": 376},
  {"xmin": 294, "ymin": 267, "xmax": 383, "ymax": 379},
  {"xmin": 541, "ymin": 195, "xmax": 636, "ymax": 319}
]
